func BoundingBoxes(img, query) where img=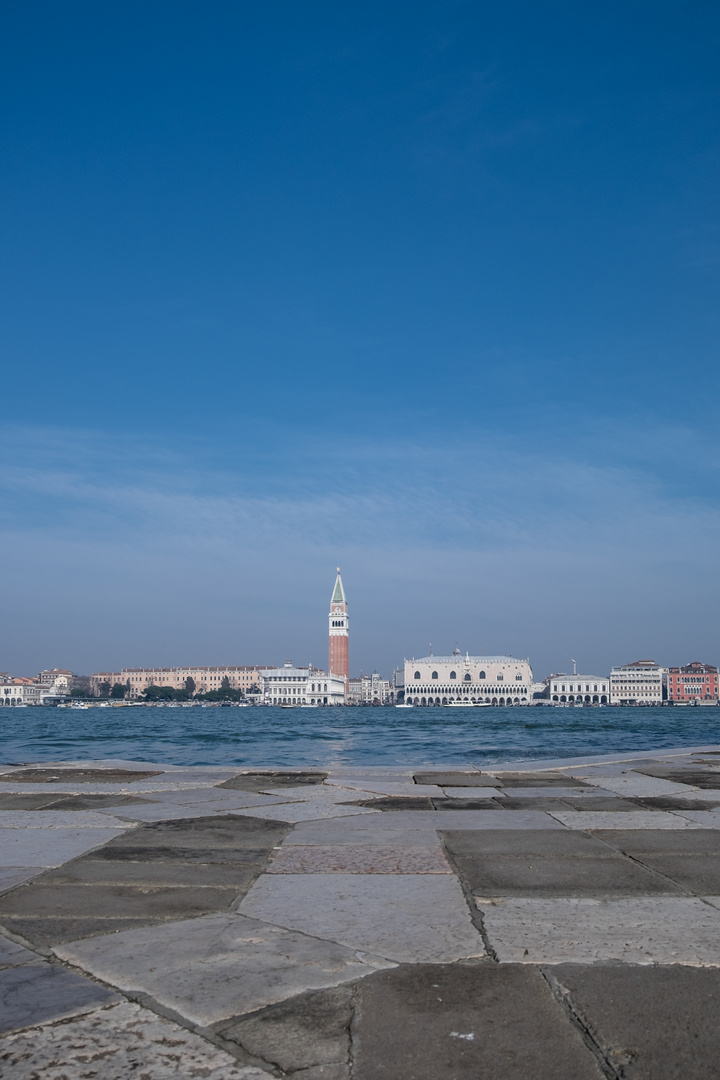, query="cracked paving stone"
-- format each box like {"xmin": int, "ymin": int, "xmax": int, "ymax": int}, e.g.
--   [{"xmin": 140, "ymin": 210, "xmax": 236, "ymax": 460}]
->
[
  {"xmin": 239, "ymin": 873, "xmax": 484, "ymax": 963},
  {"xmin": 55, "ymin": 912, "xmax": 395, "ymax": 1026},
  {"xmin": 0, "ymin": 1000, "xmax": 273, "ymax": 1079},
  {"xmin": 548, "ymin": 963, "xmax": 720, "ymax": 1080},
  {"xmin": 0, "ymin": 959, "xmax": 119, "ymax": 1035},
  {"xmin": 350, "ymin": 963, "xmax": 603, "ymax": 1080},
  {"xmin": 478, "ymin": 896, "xmax": 720, "ymax": 964},
  {"xmin": 214, "ymin": 984, "xmax": 355, "ymax": 1075}
]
